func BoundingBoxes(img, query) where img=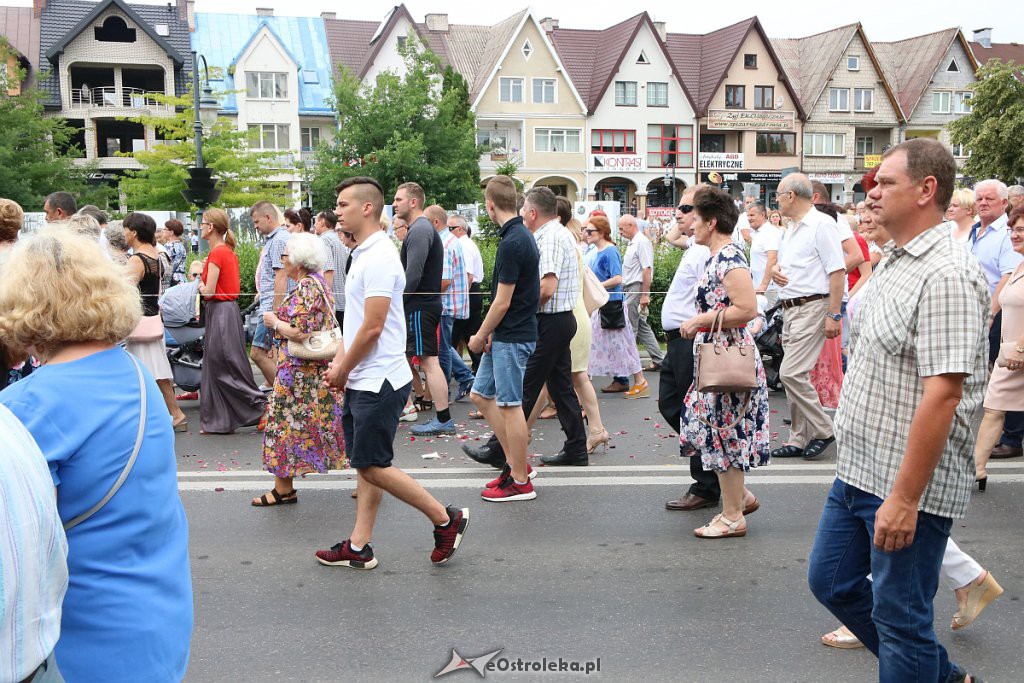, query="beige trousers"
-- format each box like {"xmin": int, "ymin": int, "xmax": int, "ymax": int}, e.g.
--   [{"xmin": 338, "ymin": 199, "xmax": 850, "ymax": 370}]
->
[{"xmin": 780, "ymin": 298, "xmax": 834, "ymax": 447}]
